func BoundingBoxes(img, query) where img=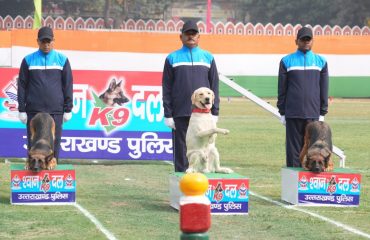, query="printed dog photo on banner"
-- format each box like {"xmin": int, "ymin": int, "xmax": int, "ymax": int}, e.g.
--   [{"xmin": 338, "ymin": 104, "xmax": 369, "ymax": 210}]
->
[{"xmin": 99, "ymin": 78, "xmax": 129, "ymax": 107}]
